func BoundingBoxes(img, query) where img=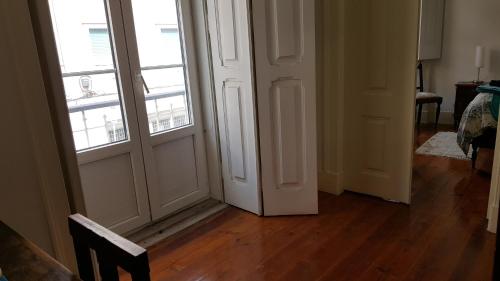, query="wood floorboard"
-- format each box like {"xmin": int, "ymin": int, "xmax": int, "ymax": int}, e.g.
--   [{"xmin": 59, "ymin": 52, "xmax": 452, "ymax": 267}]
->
[
  {"xmin": 270, "ymin": 199, "xmax": 397, "ymax": 281},
  {"xmin": 120, "ymin": 125, "xmax": 496, "ymax": 281}
]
